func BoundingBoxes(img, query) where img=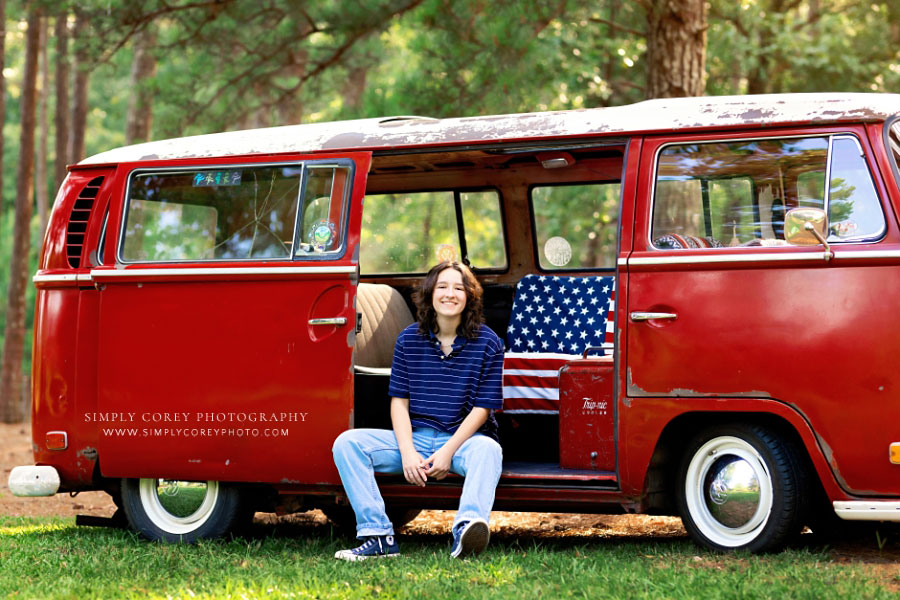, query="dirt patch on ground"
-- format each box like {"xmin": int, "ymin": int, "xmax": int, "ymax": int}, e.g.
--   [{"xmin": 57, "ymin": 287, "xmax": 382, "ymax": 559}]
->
[{"xmin": 2, "ymin": 423, "xmax": 899, "ymax": 589}]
